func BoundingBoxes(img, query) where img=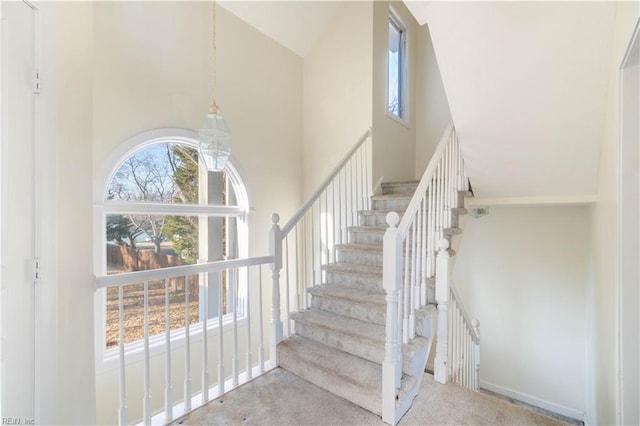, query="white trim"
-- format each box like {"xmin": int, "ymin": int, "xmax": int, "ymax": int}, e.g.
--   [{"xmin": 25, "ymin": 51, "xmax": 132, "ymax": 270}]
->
[
  {"xmin": 467, "ymin": 195, "xmax": 598, "ymax": 208},
  {"xmin": 103, "ymin": 201, "xmax": 244, "ymax": 217},
  {"xmin": 617, "ymin": 17, "xmax": 640, "ymax": 426},
  {"xmin": 93, "ymin": 128, "xmax": 252, "ymax": 370},
  {"xmin": 480, "ymin": 380, "xmax": 586, "ymax": 422}
]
